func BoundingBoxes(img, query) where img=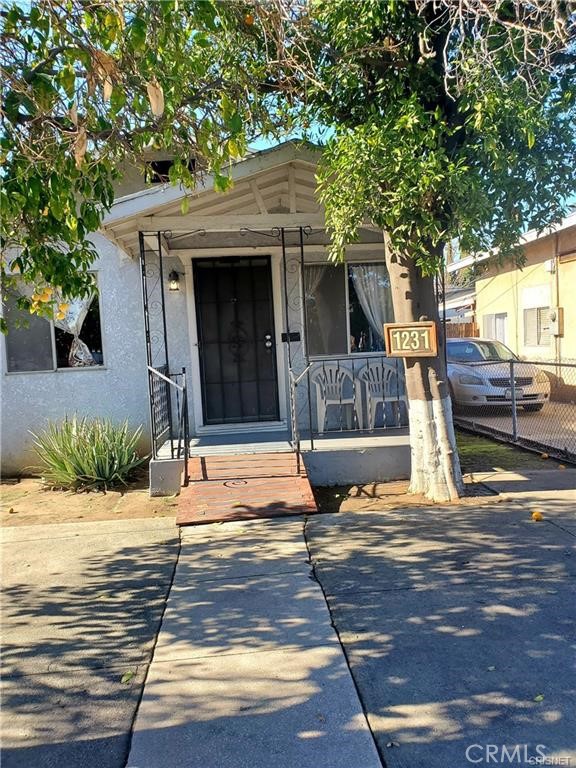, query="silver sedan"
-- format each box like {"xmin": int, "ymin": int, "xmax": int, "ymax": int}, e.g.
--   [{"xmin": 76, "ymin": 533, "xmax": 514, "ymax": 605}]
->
[{"xmin": 446, "ymin": 338, "xmax": 550, "ymax": 412}]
